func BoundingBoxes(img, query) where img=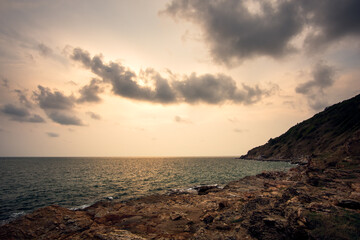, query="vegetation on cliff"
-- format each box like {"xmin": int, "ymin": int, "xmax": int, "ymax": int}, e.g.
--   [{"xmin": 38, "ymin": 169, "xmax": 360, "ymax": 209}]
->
[{"xmin": 242, "ymin": 94, "xmax": 360, "ymax": 167}]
